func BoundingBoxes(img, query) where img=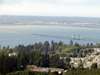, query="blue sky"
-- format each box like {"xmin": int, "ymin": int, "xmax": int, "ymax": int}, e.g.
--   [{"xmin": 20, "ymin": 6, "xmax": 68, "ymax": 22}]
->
[{"xmin": 0, "ymin": 0, "xmax": 100, "ymax": 17}]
